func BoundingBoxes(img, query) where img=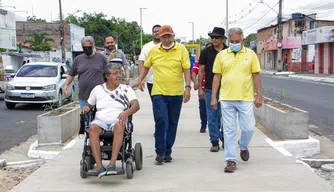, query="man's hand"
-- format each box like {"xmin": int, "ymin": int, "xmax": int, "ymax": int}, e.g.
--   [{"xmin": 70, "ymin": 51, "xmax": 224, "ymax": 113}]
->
[
  {"xmin": 198, "ymin": 89, "xmax": 205, "ymax": 99},
  {"xmin": 118, "ymin": 111, "xmax": 129, "ymax": 126},
  {"xmin": 63, "ymin": 85, "xmax": 68, "ymax": 95},
  {"xmin": 254, "ymin": 95, "xmax": 263, "ymax": 108},
  {"xmin": 194, "ymin": 82, "xmax": 199, "ymax": 90},
  {"xmin": 211, "ymin": 97, "xmax": 218, "ymax": 110},
  {"xmin": 125, "ymin": 78, "xmax": 130, "ymax": 85},
  {"xmin": 107, "ymin": 49, "xmax": 116, "ymax": 62},
  {"xmin": 183, "ymin": 88, "xmax": 191, "ymax": 103},
  {"xmin": 81, "ymin": 106, "xmax": 90, "ymax": 114},
  {"xmin": 140, "ymin": 81, "xmax": 146, "ymax": 89},
  {"xmin": 132, "ymin": 81, "xmax": 144, "ymax": 92}
]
